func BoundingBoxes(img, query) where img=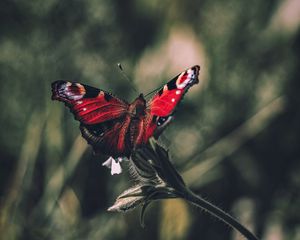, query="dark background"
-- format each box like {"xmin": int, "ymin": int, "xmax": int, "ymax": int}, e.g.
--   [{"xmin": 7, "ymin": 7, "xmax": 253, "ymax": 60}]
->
[{"xmin": 0, "ymin": 0, "xmax": 299, "ymax": 239}]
